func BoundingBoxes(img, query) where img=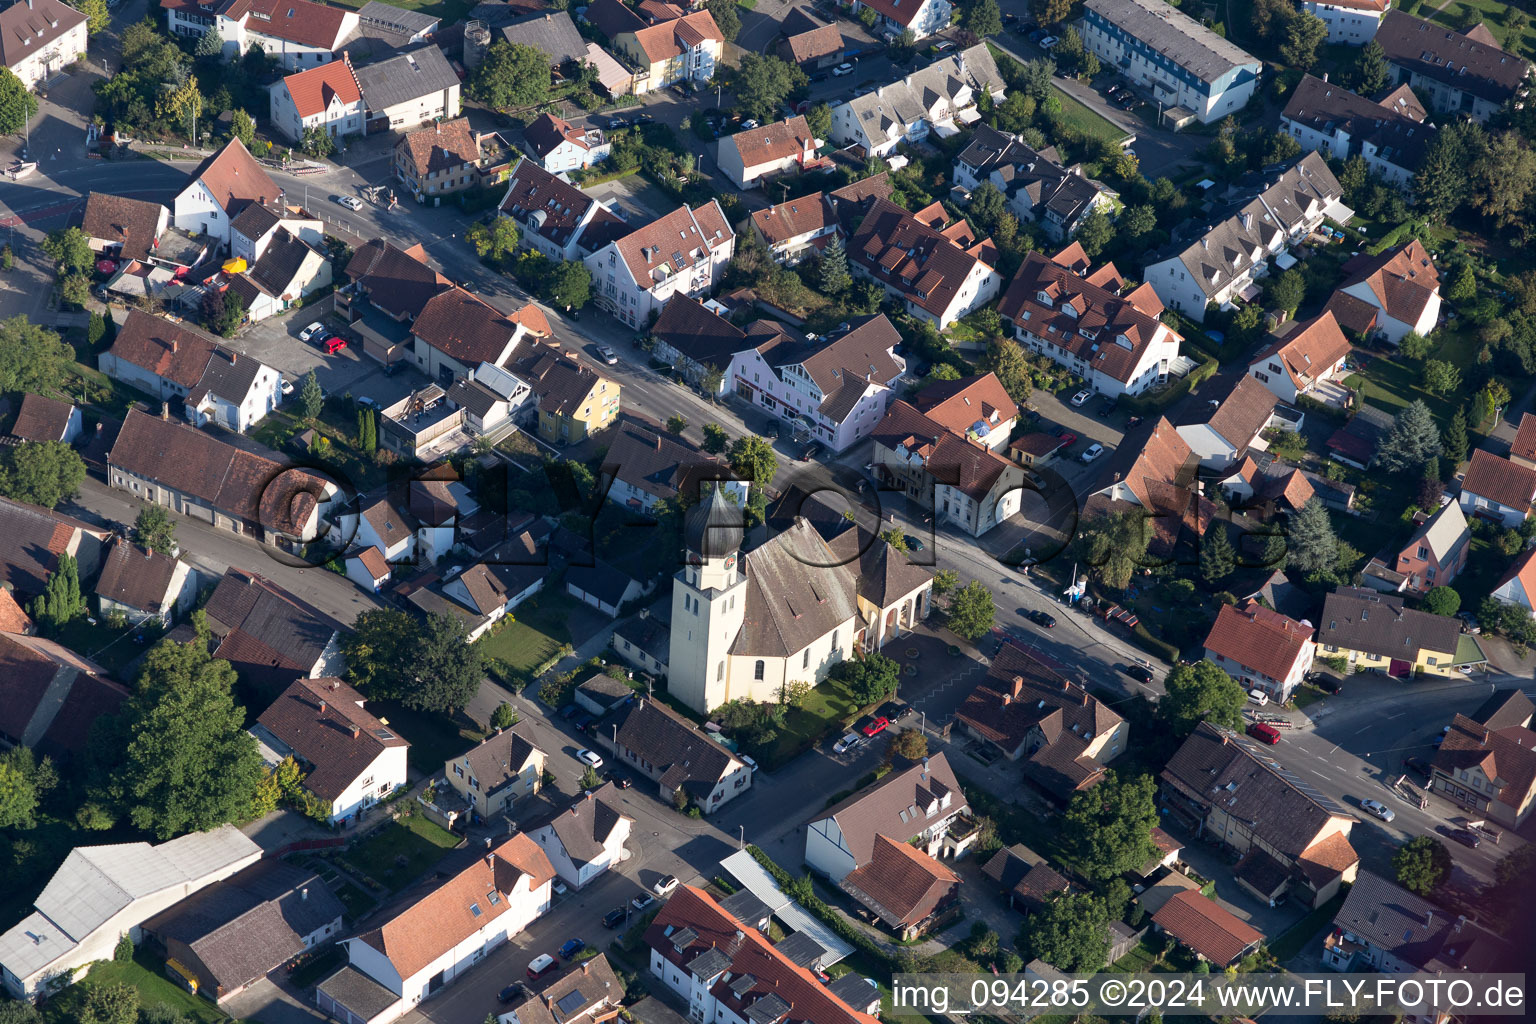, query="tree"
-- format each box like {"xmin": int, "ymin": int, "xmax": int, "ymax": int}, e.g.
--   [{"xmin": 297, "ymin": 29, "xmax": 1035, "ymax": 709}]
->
[
  {"xmin": 1035, "ymin": 0, "xmax": 1073, "ymax": 25},
  {"xmin": 1074, "ymin": 206, "xmax": 1114, "ymax": 260},
  {"xmin": 1442, "ymin": 408, "xmax": 1469, "ymax": 465},
  {"xmin": 342, "ymin": 608, "xmax": 414, "ymax": 691},
  {"xmin": 548, "ymin": 260, "xmax": 590, "ymax": 310},
  {"xmin": 299, "ymin": 123, "xmax": 334, "ymax": 158},
  {"xmin": 728, "ymin": 434, "xmax": 778, "ymax": 488},
  {"xmin": 0, "ymin": 320, "xmax": 70, "ymax": 398},
  {"xmin": 1200, "ymin": 522, "xmax": 1235, "ymax": 585},
  {"xmin": 79, "ymin": 982, "xmax": 139, "ymax": 1024},
  {"xmin": 229, "ymin": 107, "xmax": 256, "ymax": 147},
  {"xmin": 0, "ymin": 746, "xmax": 44, "ymax": 829},
  {"xmin": 831, "ymin": 653, "xmax": 900, "ymax": 705},
  {"xmin": 466, "ymin": 216, "xmax": 520, "ymax": 264},
  {"xmin": 471, "ymin": 40, "xmax": 551, "ymax": 109},
  {"xmin": 1398, "ymin": 330, "xmax": 1431, "ymax": 360},
  {"xmin": 1286, "ymin": 498, "xmax": 1339, "ymax": 577},
  {"xmin": 113, "ymin": 933, "xmax": 134, "ymax": 963},
  {"xmin": 0, "ymin": 67, "xmax": 37, "ymax": 135},
  {"xmin": 806, "ymin": 102, "xmax": 832, "ymax": 142},
  {"xmin": 1416, "ymin": 127, "xmax": 1470, "ymax": 222},
  {"xmin": 666, "ymin": 415, "xmax": 689, "ymax": 436},
  {"xmin": 132, "ymin": 504, "xmax": 177, "ymax": 557},
  {"xmin": 735, "ymin": 54, "xmax": 808, "ymax": 123},
  {"xmin": 1266, "ymin": 268, "xmax": 1305, "ymax": 314},
  {"xmin": 0, "ymin": 1005, "xmax": 41, "ymax": 1024},
  {"xmin": 881, "ymin": 528, "xmax": 910, "ymax": 553},
  {"xmin": 1061, "ymin": 771, "xmax": 1158, "ymax": 881},
  {"xmin": 1393, "ymin": 835, "xmax": 1451, "ymax": 895},
  {"xmin": 819, "ymin": 236, "xmax": 851, "ymax": 295},
  {"xmin": 885, "ymin": 727, "xmax": 928, "ymax": 763},
  {"xmin": 1354, "ymin": 40, "xmax": 1390, "ymax": 94},
  {"xmin": 301, "ymin": 369, "xmax": 323, "ymax": 420},
  {"xmin": 579, "ymin": 765, "xmax": 603, "ymax": 791},
  {"xmin": 403, "ymin": 613, "xmax": 484, "ymax": 713},
  {"xmin": 1377, "ymin": 399, "xmax": 1442, "ymax": 473},
  {"xmin": 1422, "ymin": 586, "xmax": 1461, "ymax": 617},
  {"xmin": 933, "ymin": 568, "xmax": 960, "ymax": 596},
  {"xmin": 966, "ymin": 0, "xmax": 1003, "ymax": 38},
  {"xmin": 707, "ymin": 0, "xmax": 741, "ymax": 41},
  {"xmin": 1159, "ymin": 660, "xmax": 1247, "ymax": 738},
  {"xmin": 2, "ymin": 441, "xmax": 85, "ymax": 509},
  {"xmin": 42, "ymin": 226, "xmax": 94, "ymax": 275},
  {"xmin": 1021, "ymin": 893, "xmax": 1110, "ymax": 972},
  {"xmin": 780, "ymin": 679, "xmax": 812, "ymax": 709},
  {"xmin": 1076, "ymin": 509, "xmax": 1151, "ymax": 589},
  {"xmin": 1421, "ymin": 359, "xmax": 1461, "ymax": 395},
  {"xmin": 702, "ymin": 423, "xmax": 728, "ymax": 454},
  {"xmin": 947, "ymin": 581, "xmax": 996, "ymax": 641},
  {"xmin": 1471, "ymin": 131, "xmax": 1536, "ymax": 229},
  {"xmin": 981, "ymin": 336, "xmax": 1031, "ymax": 404},
  {"xmin": 71, "ymin": 0, "xmax": 111, "ymax": 32},
  {"xmin": 1280, "ymin": 11, "xmax": 1328, "ymax": 68},
  {"xmin": 32, "ymin": 551, "xmax": 84, "ymax": 632}
]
